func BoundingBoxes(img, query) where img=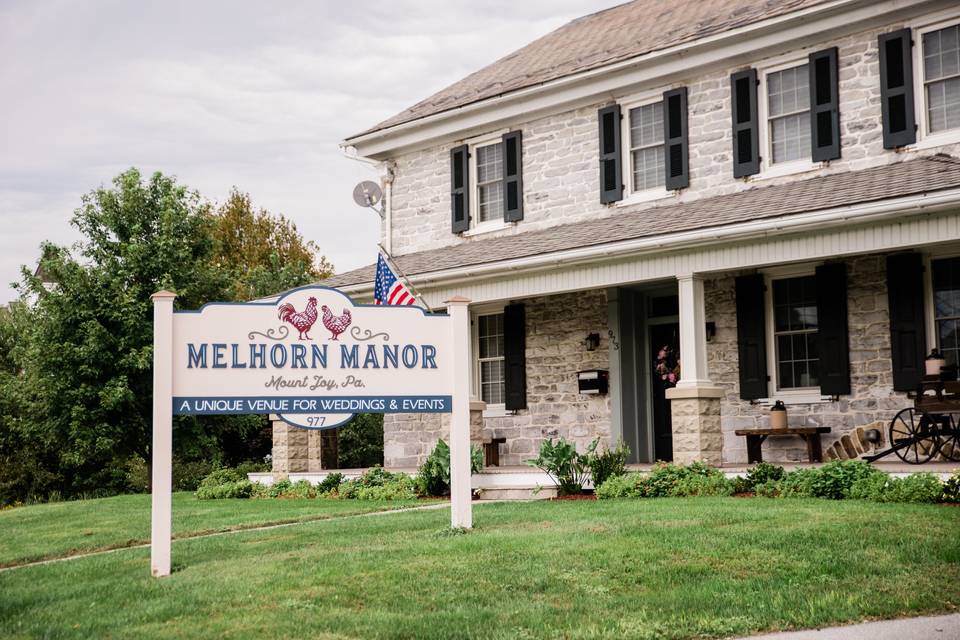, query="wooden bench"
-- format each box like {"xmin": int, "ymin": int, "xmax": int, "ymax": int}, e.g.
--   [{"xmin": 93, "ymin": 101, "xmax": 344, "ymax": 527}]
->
[
  {"xmin": 483, "ymin": 437, "xmax": 507, "ymax": 466},
  {"xmin": 733, "ymin": 427, "xmax": 831, "ymax": 463}
]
